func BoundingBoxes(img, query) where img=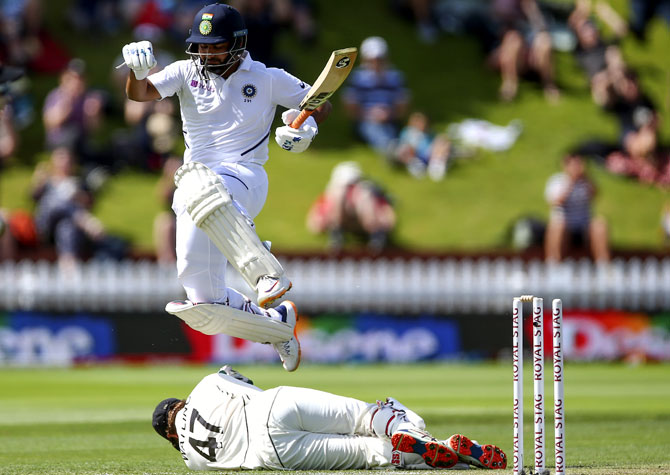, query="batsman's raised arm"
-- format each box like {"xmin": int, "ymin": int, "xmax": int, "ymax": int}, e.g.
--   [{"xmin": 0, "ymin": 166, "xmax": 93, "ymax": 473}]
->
[{"xmin": 122, "ymin": 41, "xmax": 161, "ymax": 102}]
